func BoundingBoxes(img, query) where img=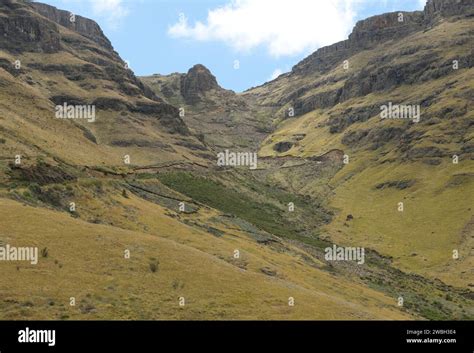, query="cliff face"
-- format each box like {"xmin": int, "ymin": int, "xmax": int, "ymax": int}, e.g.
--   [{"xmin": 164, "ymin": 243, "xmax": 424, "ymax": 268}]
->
[
  {"xmin": 245, "ymin": 0, "xmax": 473, "ymax": 166},
  {"xmin": 243, "ymin": 0, "xmax": 474, "ymax": 294},
  {"xmin": 30, "ymin": 2, "xmax": 113, "ymax": 50},
  {"xmin": 424, "ymin": 0, "xmax": 474, "ymax": 18},
  {"xmin": 0, "ymin": 1, "xmax": 60, "ymax": 53},
  {"xmin": 292, "ymin": 0, "xmax": 473, "ymax": 75},
  {"xmin": 0, "ymin": 0, "xmax": 115, "ymax": 54},
  {"xmin": 180, "ymin": 64, "xmax": 220, "ymax": 104},
  {"xmin": 142, "ymin": 65, "xmax": 267, "ymax": 149},
  {"xmin": 348, "ymin": 11, "xmax": 424, "ymax": 48},
  {"xmin": 248, "ymin": 0, "xmax": 474, "ymax": 121},
  {"xmin": 0, "ymin": 0, "xmax": 211, "ymax": 167}
]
